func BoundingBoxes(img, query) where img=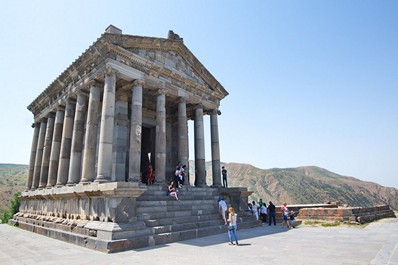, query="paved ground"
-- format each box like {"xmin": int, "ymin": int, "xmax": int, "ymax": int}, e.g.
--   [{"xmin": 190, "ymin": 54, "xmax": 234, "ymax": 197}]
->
[{"xmin": 0, "ymin": 218, "xmax": 397, "ymax": 265}]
